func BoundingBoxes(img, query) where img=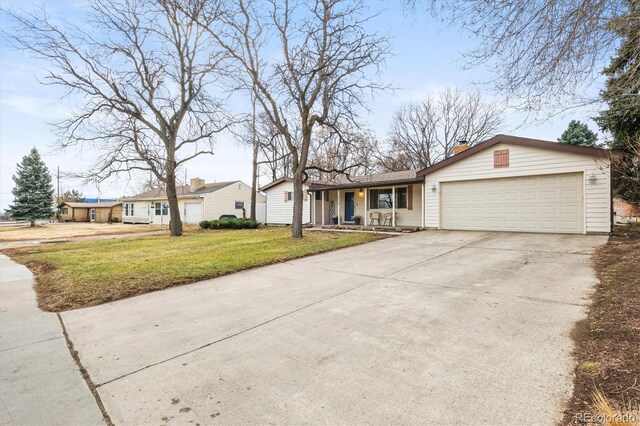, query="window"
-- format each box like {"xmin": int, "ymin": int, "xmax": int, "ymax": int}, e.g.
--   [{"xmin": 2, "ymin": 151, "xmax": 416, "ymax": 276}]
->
[
  {"xmin": 285, "ymin": 191, "xmax": 293, "ymax": 202},
  {"xmin": 155, "ymin": 202, "xmax": 168, "ymax": 215},
  {"xmin": 124, "ymin": 203, "xmax": 134, "ymax": 217},
  {"xmin": 369, "ymin": 189, "xmax": 391, "ymax": 209},
  {"xmin": 235, "ymin": 201, "xmax": 245, "ymax": 209},
  {"xmin": 494, "ymin": 149, "xmax": 509, "ymax": 168},
  {"xmin": 315, "ymin": 191, "xmax": 322, "ymax": 200},
  {"xmin": 60, "ymin": 208, "xmax": 69, "ymax": 215},
  {"xmin": 395, "ymin": 187, "xmax": 408, "ymax": 209},
  {"xmin": 369, "ymin": 187, "xmax": 408, "ymax": 209}
]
